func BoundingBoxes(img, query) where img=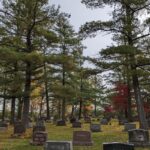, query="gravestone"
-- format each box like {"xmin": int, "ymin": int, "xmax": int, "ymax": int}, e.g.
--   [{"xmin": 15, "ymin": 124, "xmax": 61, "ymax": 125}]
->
[
  {"xmin": 123, "ymin": 123, "xmax": 136, "ymax": 132},
  {"xmin": 56, "ymin": 120, "xmax": 66, "ymax": 126},
  {"xmin": 44, "ymin": 141, "xmax": 72, "ymax": 150},
  {"xmin": 70, "ymin": 117, "xmax": 76, "ymax": 124},
  {"xmin": 73, "ymin": 131, "xmax": 93, "ymax": 146},
  {"xmin": 84, "ymin": 117, "xmax": 91, "ymax": 123},
  {"xmin": 30, "ymin": 131, "xmax": 48, "ymax": 145},
  {"xmin": 72, "ymin": 121, "xmax": 82, "ymax": 128},
  {"xmin": 0, "ymin": 121, "xmax": 8, "ymax": 131},
  {"xmin": 90, "ymin": 123, "xmax": 101, "ymax": 132},
  {"xmin": 100, "ymin": 118, "xmax": 108, "ymax": 125},
  {"xmin": 33, "ymin": 119, "xmax": 46, "ymax": 133},
  {"xmin": 14, "ymin": 121, "xmax": 25, "ymax": 135},
  {"xmin": 33, "ymin": 125, "xmax": 46, "ymax": 133},
  {"xmin": 119, "ymin": 118, "xmax": 128, "ymax": 125},
  {"xmin": 103, "ymin": 142, "xmax": 134, "ymax": 150},
  {"xmin": 128, "ymin": 129, "xmax": 150, "ymax": 146}
]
